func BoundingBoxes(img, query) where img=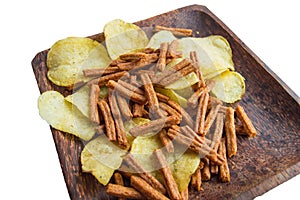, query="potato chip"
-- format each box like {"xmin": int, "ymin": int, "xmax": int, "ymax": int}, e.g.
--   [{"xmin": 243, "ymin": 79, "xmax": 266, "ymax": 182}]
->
[
  {"xmin": 104, "ymin": 19, "xmax": 149, "ymax": 60},
  {"xmin": 65, "ymin": 84, "xmax": 90, "ymax": 118},
  {"xmin": 130, "ymin": 134, "xmax": 162, "ymax": 172},
  {"xmin": 177, "ymin": 35, "xmax": 234, "ymax": 79},
  {"xmin": 155, "ymin": 87, "xmax": 188, "ymax": 108},
  {"xmin": 81, "ymin": 136, "xmax": 126, "ymax": 185},
  {"xmin": 168, "ymin": 151, "xmax": 200, "ymax": 192},
  {"xmin": 47, "ymin": 37, "xmax": 111, "ymax": 86},
  {"xmin": 38, "ymin": 91, "xmax": 96, "ymax": 141},
  {"xmin": 210, "ymin": 71, "xmax": 245, "ymax": 103},
  {"xmin": 147, "ymin": 30, "xmax": 177, "ymax": 50}
]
